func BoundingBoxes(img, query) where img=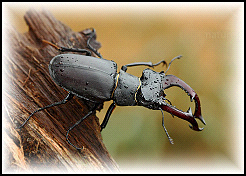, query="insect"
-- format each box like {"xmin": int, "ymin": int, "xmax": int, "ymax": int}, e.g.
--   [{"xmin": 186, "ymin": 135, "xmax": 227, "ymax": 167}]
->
[{"xmin": 18, "ymin": 28, "xmax": 206, "ymax": 150}]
